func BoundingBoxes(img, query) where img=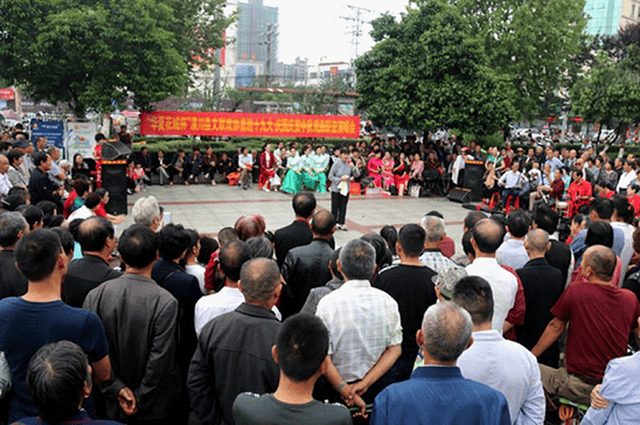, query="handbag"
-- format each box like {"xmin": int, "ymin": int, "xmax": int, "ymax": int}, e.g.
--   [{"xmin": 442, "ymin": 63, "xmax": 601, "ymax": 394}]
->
[
  {"xmin": 227, "ymin": 171, "xmax": 240, "ymax": 186},
  {"xmin": 350, "ymin": 182, "xmax": 361, "ymax": 196}
]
